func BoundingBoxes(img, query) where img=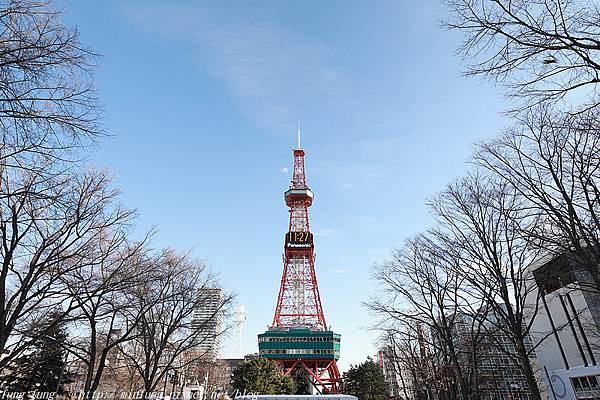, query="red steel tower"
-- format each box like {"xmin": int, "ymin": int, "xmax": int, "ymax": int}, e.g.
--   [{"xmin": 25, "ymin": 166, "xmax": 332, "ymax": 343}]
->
[{"xmin": 258, "ymin": 129, "xmax": 342, "ymax": 394}]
